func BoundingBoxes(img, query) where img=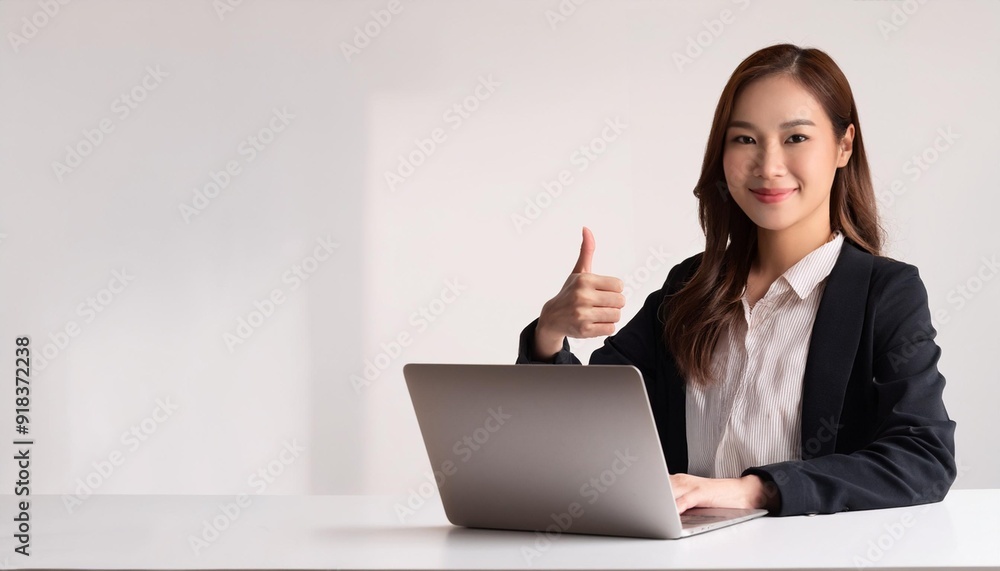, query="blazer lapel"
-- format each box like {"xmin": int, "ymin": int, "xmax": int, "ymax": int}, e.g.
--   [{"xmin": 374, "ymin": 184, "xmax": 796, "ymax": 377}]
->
[{"xmin": 799, "ymin": 240, "xmax": 873, "ymax": 459}]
